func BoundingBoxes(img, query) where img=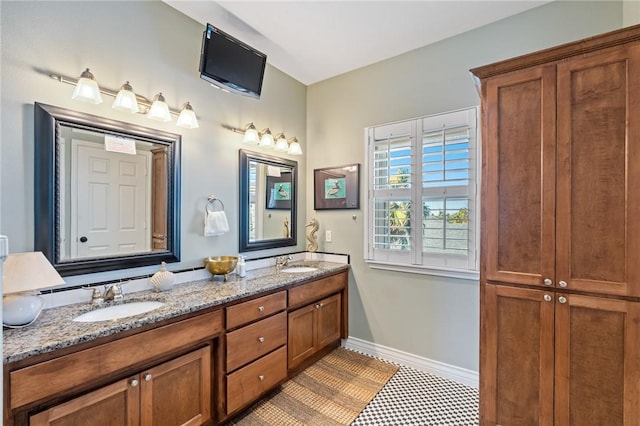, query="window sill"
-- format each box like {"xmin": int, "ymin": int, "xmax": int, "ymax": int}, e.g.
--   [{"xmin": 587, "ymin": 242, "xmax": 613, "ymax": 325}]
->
[{"xmin": 365, "ymin": 260, "xmax": 479, "ymax": 281}]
